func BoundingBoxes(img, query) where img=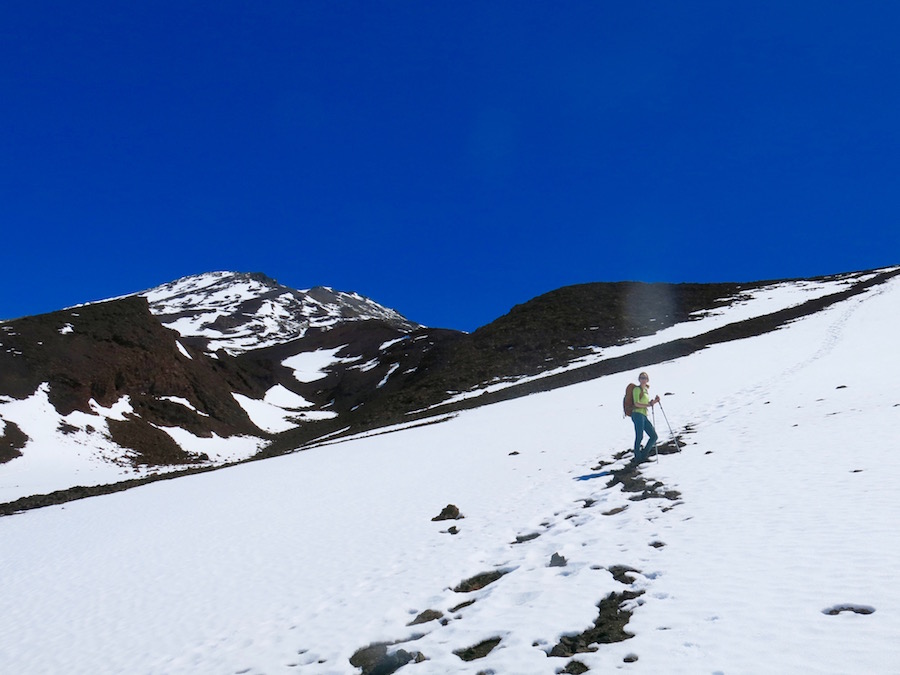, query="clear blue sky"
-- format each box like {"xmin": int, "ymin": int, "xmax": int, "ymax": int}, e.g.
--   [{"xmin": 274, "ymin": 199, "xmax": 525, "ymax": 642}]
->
[{"xmin": 2, "ymin": 2, "xmax": 898, "ymax": 331}]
